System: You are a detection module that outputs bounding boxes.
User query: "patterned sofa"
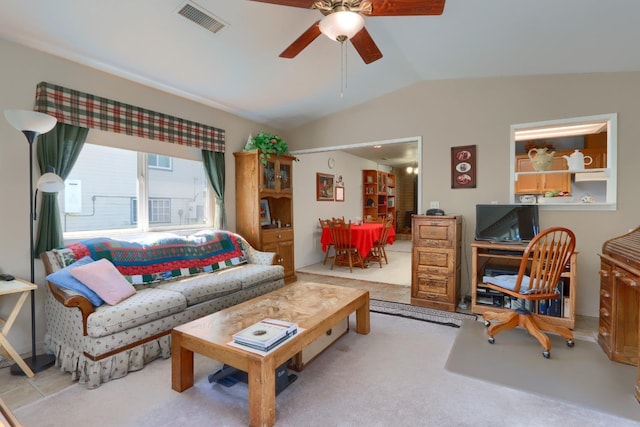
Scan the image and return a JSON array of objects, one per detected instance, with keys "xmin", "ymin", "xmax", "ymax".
[{"xmin": 41, "ymin": 230, "xmax": 284, "ymax": 389}]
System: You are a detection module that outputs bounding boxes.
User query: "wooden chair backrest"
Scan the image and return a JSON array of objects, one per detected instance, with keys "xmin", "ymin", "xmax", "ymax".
[
  {"xmin": 514, "ymin": 227, "xmax": 576, "ymax": 297},
  {"xmin": 328, "ymin": 220, "xmax": 353, "ymax": 251},
  {"xmin": 319, "ymin": 218, "xmax": 331, "ymax": 228},
  {"xmin": 377, "ymin": 218, "xmax": 393, "ymax": 246},
  {"xmin": 331, "ymin": 216, "xmax": 346, "ymax": 225}
]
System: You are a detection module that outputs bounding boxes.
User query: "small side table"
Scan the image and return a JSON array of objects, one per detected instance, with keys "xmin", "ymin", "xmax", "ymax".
[{"xmin": 0, "ymin": 278, "xmax": 37, "ymax": 378}]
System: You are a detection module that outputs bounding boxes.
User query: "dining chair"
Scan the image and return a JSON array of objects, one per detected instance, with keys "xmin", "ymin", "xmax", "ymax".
[
  {"xmin": 482, "ymin": 227, "xmax": 576, "ymax": 358},
  {"xmin": 366, "ymin": 217, "xmax": 393, "ymax": 267},
  {"xmin": 319, "ymin": 218, "xmax": 334, "ymax": 265},
  {"xmin": 328, "ymin": 220, "xmax": 364, "ymax": 272}
]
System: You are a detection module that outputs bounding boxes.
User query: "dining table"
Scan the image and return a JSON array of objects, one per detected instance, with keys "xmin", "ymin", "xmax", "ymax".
[{"xmin": 321, "ymin": 222, "xmax": 396, "ymax": 260}]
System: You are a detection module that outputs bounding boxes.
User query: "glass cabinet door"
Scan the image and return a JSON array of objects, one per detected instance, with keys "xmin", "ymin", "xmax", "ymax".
[
  {"xmin": 261, "ymin": 159, "xmax": 276, "ymax": 191},
  {"xmin": 279, "ymin": 161, "xmax": 292, "ymax": 192}
]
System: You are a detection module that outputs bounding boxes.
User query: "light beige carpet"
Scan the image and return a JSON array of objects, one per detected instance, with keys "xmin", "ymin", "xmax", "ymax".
[
  {"xmin": 446, "ymin": 319, "xmax": 640, "ymax": 423},
  {"xmin": 297, "ymin": 246, "xmax": 411, "ymax": 286},
  {"xmin": 15, "ymin": 314, "xmax": 637, "ymax": 426}
]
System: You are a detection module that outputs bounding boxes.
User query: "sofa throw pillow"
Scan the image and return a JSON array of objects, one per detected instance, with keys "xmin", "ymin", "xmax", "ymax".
[
  {"xmin": 46, "ymin": 256, "xmax": 104, "ymax": 306},
  {"xmin": 70, "ymin": 258, "xmax": 137, "ymax": 305}
]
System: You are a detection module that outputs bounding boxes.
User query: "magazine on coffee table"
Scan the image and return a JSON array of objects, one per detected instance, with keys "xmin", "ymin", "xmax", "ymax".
[{"xmin": 233, "ymin": 318, "xmax": 298, "ymax": 351}]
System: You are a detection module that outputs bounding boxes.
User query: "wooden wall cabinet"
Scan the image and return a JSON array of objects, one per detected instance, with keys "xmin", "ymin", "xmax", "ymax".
[
  {"xmin": 581, "ymin": 147, "xmax": 607, "ymax": 169},
  {"xmin": 362, "ymin": 170, "xmax": 396, "ymax": 226},
  {"xmin": 411, "ymin": 215, "xmax": 462, "ymax": 312},
  {"xmin": 234, "ymin": 151, "xmax": 296, "ymax": 282},
  {"xmin": 514, "ymin": 154, "xmax": 571, "ymax": 194},
  {"xmin": 515, "ymin": 148, "xmax": 608, "ymax": 195},
  {"xmin": 471, "ymin": 240, "xmax": 576, "ymax": 329}
]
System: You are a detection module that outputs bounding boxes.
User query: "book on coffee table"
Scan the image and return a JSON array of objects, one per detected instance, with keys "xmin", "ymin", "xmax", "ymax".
[{"xmin": 233, "ymin": 318, "xmax": 298, "ymax": 351}]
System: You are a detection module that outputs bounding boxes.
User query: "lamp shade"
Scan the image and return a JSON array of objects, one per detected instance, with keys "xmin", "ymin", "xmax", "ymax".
[
  {"xmin": 37, "ymin": 172, "xmax": 65, "ymax": 193},
  {"xmin": 4, "ymin": 110, "xmax": 57, "ymax": 134},
  {"xmin": 319, "ymin": 11, "xmax": 365, "ymax": 41}
]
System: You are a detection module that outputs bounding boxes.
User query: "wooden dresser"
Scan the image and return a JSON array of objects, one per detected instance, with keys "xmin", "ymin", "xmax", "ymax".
[
  {"xmin": 598, "ymin": 226, "xmax": 640, "ymax": 402},
  {"xmin": 411, "ymin": 215, "xmax": 462, "ymax": 312}
]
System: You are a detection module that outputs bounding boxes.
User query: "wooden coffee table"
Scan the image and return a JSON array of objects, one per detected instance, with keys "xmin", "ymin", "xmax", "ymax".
[{"xmin": 171, "ymin": 282, "xmax": 370, "ymax": 427}]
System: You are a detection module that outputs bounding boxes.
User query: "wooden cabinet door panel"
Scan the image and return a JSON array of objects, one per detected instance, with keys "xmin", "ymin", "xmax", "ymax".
[
  {"xmin": 515, "ymin": 156, "xmax": 540, "ymax": 194},
  {"xmin": 515, "ymin": 155, "xmax": 570, "ymax": 194}
]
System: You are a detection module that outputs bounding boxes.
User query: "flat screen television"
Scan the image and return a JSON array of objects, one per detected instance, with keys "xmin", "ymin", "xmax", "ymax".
[{"xmin": 475, "ymin": 204, "xmax": 540, "ymax": 243}]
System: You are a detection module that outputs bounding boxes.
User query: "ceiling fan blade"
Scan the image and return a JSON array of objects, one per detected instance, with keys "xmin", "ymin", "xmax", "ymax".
[
  {"xmin": 350, "ymin": 27, "xmax": 383, "ymax": 64},
  {"xmin": 279, "ymin": 21, "xmax": 322, "ymax": 59},
  {"xmin": 248, "ymin": 0, "xmax": 315, "ymax": 8},
  {"xmin": 368, "ymin": 0, "xmax": 446, "ymax": 16}
]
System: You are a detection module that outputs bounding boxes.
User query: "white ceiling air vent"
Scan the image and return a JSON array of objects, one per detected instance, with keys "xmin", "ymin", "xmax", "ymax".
[{"xmin": 177, "ymin": 2, "xmax": 227, "ymax": 34}]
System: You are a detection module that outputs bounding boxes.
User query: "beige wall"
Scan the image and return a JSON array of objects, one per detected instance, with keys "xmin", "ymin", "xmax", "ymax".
[
  {"xmin": 288, "ymin": 72, "xmax": 640, "ymax": 318},
  {"xmin": 0, "ymin": 39, "xmax": 279, "ymax": 354},
  {"xmin": 2, "ymin": 37, "xmax": 638, "ymax": 355}
]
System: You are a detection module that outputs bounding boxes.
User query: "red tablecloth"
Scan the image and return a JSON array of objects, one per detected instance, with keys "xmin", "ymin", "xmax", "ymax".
[{"xmin": 321, "ymin": 223, "xmax": 396, "ymax": 257}]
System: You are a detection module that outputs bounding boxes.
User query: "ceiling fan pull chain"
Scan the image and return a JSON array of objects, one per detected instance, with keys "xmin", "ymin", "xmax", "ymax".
[{"xmin": 340, "ymin": 40, "xmax": 345, "ymax": 98}]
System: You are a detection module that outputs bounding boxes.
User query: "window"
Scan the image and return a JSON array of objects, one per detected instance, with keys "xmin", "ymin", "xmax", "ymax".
[
  {"xmin": 148, "ymin": 154, "xmax": 172, "ymax": 170},
  {"xmin": 61, "ymin": 143, "xmax": 212, "ymax": 237},
  {"xmin": 131, "ymin": 198, "xmax": 172, "ymax": 224},
  {"xmin": 148, "ymin": 198, "xmax": 172, "ymax": 223}
]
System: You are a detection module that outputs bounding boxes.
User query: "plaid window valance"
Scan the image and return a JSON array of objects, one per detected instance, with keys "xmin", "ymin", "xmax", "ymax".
[{"xmin": 34, "ymin": 82, "xmax": 224, "ymax": 152}]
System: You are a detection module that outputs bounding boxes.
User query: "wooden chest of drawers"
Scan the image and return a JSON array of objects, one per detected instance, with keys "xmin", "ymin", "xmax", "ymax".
[{"xmin": 411, "ymin": 215, "xmax": 462, "ymax": 312}]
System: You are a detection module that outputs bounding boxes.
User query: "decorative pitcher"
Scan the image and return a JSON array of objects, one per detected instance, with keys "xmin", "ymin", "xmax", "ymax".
[
  {"xmin": 562, "ymin": 149, "xmax": 593, "ymax": 171},
  {"xmin": 528, "ymin": 148, "xmax": 555, "ymax": 171}
]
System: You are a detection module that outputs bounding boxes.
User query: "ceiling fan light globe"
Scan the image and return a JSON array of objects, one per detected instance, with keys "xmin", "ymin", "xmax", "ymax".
[{"xmin": 319, "ymin": 11, "xmax": 364, "ymax": 41}]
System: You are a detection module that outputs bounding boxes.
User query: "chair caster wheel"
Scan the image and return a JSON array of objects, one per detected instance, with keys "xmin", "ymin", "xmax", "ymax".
[
  {"xmin": 488, "ymin": 337, "xmax": 495, "ymax": 344},
  {"xmin": 567, "ymin": 339, "xmax": 575, "ymax": 347},
  {"xmin": 543, "ymin": 350, "xmax": 550, "ymax": 358},
  {"xmin": 484, "ymin": 320, "xmax": 491, "ymax": 327}
]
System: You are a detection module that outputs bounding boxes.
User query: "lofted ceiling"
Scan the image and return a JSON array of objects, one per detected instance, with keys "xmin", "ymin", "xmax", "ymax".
[{"xmin": 2, "ymin": 1, "xmax": 640, "ymax": 137}]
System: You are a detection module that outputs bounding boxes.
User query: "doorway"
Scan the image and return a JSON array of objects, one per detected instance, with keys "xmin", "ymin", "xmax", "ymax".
[{"xmin": 292, "ymin": 136, "xmax": 421, "ymax": 304}]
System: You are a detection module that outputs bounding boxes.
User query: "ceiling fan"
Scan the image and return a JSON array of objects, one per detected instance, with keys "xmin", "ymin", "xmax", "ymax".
[{"xmin": 249, "ymin": 1, "xmax": 446, "ymax": 64}]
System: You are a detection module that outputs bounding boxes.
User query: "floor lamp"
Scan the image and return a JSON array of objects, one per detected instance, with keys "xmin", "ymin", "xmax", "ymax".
[{"xmin": 4, "ymin": 109, "xmax": 62, "ymax": 375}]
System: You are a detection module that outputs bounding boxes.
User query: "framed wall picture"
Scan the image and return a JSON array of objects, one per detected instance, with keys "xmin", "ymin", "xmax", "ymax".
[
  {"xmin": 335, "ymin": 186, "xmax": 345, "ymax": 202},
  {"xmin": 259, "ymin": 198, "xmax": 271, "ymax": 226},
  {"xmin": 316, "ymin": 173, "xmax": 334, "ymax": 201},
  {"xmin": 451, "ymin": 145, "xmax": 477, "ymax": 189}
]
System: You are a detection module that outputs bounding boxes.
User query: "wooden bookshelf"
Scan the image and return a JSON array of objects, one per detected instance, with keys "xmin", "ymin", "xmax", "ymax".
[{"xmin": 362, "ymin": 170, "xmax": 396, "ymax": 226}]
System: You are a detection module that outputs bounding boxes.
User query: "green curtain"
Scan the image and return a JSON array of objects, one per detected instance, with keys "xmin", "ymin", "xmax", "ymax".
[
  {"xmin": 202, "ymin": 150, "xmax": 226, "ymax": 230},
  {"xmin": 34, "ymin": 124, "xmax": 89, "ymax": 255}
]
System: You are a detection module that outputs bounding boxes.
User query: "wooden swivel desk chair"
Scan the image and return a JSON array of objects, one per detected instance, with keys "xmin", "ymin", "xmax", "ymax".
[
  {"xmin": 482, "ymin": 227, "xmax": 576, "ymax": 358},
  {"xmin": 328, "ymin": 220, "xmax": 364, "ymax": 273}
]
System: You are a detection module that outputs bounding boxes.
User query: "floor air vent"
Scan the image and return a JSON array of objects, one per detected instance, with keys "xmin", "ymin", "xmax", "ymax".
[{"xmin": 178, "ymin": 2, "xmax": 226, "ymax": 34}]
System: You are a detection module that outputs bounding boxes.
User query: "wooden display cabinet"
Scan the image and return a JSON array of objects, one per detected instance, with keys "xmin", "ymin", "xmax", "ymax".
[
  {"xmin": 234, "ymin": 151, "xmax": 296, "ymax": 282},
  {"xmin": 471, "ymin": 240, "xmax": 576, "ymax": 329},
  {"xmin": 411, "ymin": 215, "xmax": 462, "ymax": 312}
]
